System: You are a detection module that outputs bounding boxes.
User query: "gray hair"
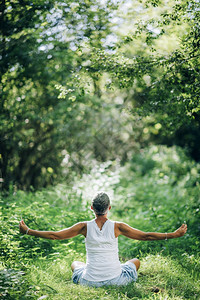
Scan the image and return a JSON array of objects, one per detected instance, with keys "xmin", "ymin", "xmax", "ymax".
[{"xmin": 92, "ymin": 192, "xmax": 110, "ymax": 215}]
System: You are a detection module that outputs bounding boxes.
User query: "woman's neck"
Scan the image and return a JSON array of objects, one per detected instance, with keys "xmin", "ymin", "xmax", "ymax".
[
  {"xmin": 95, "ymin": 214, "xmax": 108, "ymax": 230},
  {"xmin": 95, "ymin": 214, "xmax": 108, "ymax": 221}
]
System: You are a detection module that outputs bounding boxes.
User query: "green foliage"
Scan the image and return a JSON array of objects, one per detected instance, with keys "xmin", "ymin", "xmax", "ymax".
[
  {"xmin": 2, "ymin": 0, "xmax": 200, "ymax": 191},
  {"xmin": 0, "ymin": 145, "xmax": 200, "ymax": 299},
  {"xmin": 86, "ymin": 0, "xmax": 200, "ymax": 148},
  {"xmin": 0, "ymin": 268, "xmax": 27, "ymax": 300},
  {"xmin": 0, "ymin": 185, "xmax": 92, "ymax": 269},
  {"xmin": 1, "ymin": 0, "xmax": 70, "ymax": 189},
  {"xmin": 0, "ymin": 0, "xmax": 120, "ymax": 190},
  {"xmin": 112, "ymin": 145, "xmax": 200, "ymax": 259}
]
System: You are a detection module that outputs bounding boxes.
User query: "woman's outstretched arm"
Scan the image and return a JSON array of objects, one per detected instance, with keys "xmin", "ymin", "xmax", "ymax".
[
  {"xmin": 19, "ymin": 220, "xmax": 87, "ymax": 240},
  {"xmin": 115, "ymin": 222, "xmax": 187, "ymax": 240}
]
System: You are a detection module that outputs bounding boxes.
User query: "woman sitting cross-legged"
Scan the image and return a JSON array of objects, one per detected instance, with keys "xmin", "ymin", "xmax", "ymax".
[{"xmin": 19, "ymin": 192, "xmax": 187, "ymax": 287}]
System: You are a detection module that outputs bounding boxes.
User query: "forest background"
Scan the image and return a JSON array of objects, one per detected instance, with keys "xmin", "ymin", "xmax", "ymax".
[{"xmin": 0, "ymin": 0, "xmax": 200, "ymax": 299}]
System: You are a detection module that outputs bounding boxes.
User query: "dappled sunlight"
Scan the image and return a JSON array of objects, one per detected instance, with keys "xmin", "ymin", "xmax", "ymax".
[
  {"xmin": 1, "ymin": 0, "xmax": 200, "ymax": 298},
  {"xmin": 72, "ymin": 160, "xmax": 121, "ymax": 205}
]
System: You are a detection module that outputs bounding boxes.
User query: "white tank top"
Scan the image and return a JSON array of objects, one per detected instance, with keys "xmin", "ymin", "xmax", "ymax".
[{"xmin": 82, "ymin": 219, "xmax": 122, "ymax": 281}]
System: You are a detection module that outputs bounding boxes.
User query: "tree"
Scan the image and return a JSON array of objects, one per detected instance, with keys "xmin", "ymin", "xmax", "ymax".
[
  {"xmin": 0, "ymin": 0, "xmax": 122, "ymax": 189},
  {"xmin": 85, "ymin": 0, "xmax": 200, "ymax": 160}
]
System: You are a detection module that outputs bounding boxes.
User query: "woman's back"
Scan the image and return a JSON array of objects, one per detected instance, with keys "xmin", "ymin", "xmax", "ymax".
[{"xmin": 82, "ymin": 219, "xmax": 122, "ymax": 281}]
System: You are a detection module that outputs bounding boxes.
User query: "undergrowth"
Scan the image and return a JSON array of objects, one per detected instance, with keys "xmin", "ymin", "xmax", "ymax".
[{"xmin": 0, "ymin": 145, "xmax": 199, "ymax": 299}]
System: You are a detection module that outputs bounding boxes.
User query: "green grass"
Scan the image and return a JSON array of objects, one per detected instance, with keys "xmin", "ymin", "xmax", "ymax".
[
  {"xmin": 3, "ymin": 254, "xmax": 198, "ymax": 299},
  {"xmin": 0, "ymin": 145, "xmax": 200, "ymax": 299}
]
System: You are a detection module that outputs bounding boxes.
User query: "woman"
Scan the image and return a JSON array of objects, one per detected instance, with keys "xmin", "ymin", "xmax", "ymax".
[{"xmin": 19, "ymin": 192, "xmax": 187, "ymax": 287}]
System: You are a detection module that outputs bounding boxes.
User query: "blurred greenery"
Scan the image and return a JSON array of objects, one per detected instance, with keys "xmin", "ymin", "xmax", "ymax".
[
  {"xmin": 112, "ymin": 146, "xmax": 200, "ymax": 259},
  {"xmin": 0, "ymin": 0, "xmax": 121, "ymax": 189},
  {"xmin": 1, "ymin": 0, "xmax": 200, "ymax": 190}
]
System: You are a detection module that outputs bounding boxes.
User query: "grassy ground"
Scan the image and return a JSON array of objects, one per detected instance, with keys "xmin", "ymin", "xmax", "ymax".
[
  {"xmin": 0, "ymin": 146, "xmax": 200, "ymax": 299},
  {"xmin": 5, "ymin": 253, "xmax": 198, "ymax": 299}
]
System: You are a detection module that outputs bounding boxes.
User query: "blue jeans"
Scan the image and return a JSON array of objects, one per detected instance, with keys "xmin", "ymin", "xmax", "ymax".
[{"xmin": 72, "ymin": 262, "xmax": 138, "ymax": 287}]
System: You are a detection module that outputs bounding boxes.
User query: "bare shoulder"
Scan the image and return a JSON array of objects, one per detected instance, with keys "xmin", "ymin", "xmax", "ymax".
[
  {"xmin": 77, "ymin": 221, "xmax": 87, "ymax": 237},
  {"xmin": 114, "ymin": 221, "xmax": 126, "ymax": 237},
  {"xmin": 115, "ymin": 221, "xmax": 128, "ymax": 229},
  {"xmin": 115, "ymin": 221, "xmax": 146, "ymax": 240}
]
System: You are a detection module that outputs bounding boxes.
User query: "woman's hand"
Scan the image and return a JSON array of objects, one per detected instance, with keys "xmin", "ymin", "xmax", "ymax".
[
  {"xmin": 174, "ymin": 224, "xmax": 187, "ymax": 237},
  {"xmin": 19, "ymin": 220, "xmax": 86, "ymax": 239},
  {"xmin": 19, "ymin": 220, "xmax": 29, "ymax": 234}
]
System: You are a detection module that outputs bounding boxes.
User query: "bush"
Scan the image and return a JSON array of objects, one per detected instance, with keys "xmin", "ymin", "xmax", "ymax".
[
  {"xmin": 0, "ymin": 186, "xmax": 92, "ymax": 269},
  {"xmin": 112, "ymin": 145, "xmax": 200, "ymax": 257}
]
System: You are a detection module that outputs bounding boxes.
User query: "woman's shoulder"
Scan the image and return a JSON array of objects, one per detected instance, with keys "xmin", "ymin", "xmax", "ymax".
[
  {"xmin": 108, "ymin": 219, "xmax": 120, "ymax": 225},
  {"xmin": 84, "ymin": 219, "xmax": 95, "ymax": 228},
  {"xmin": 86, "ymin": 219, "xmax": 95, "ymax": 224}
]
